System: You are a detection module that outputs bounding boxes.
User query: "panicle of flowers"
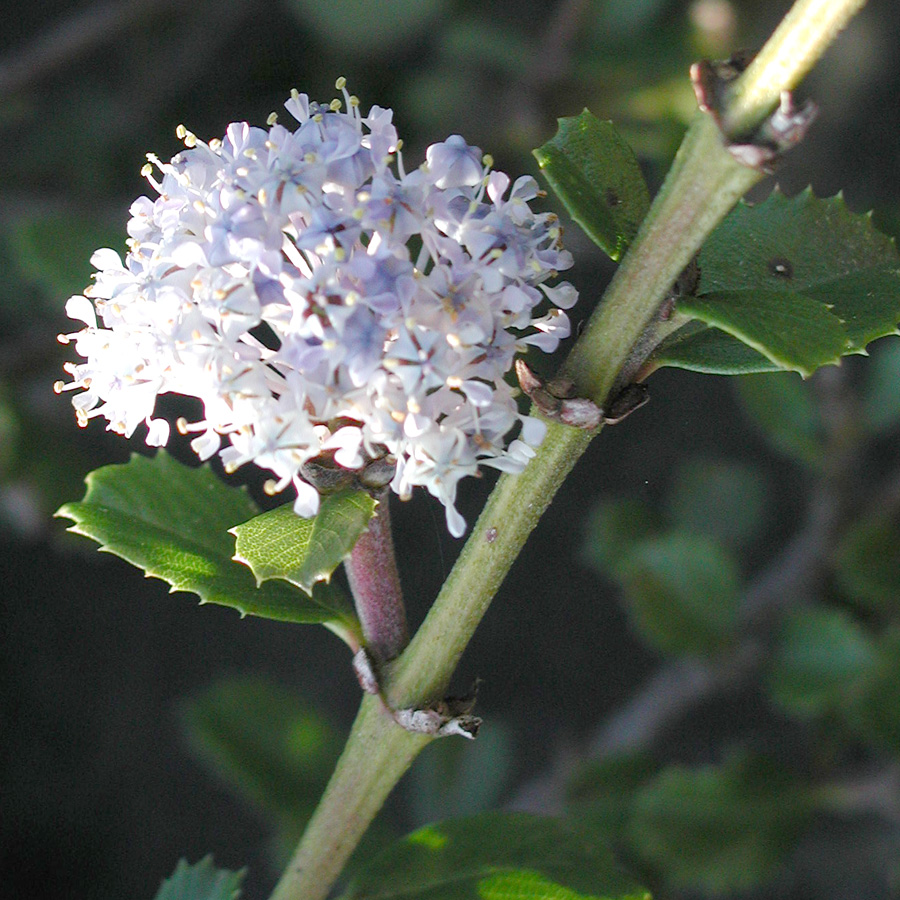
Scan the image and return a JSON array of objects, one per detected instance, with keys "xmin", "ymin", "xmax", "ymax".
[{"xmin": 56, "ymin": 79, "xmax": 578, "ymax": 536}]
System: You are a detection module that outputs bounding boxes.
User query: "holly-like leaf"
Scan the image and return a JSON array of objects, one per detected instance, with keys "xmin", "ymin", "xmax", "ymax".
[
  {"xmin": 766, "ymin": 608, "xmax": 878, "ymax": 718},
  {"xmin": 616, "ymin": 532, "xmax": 741, "ymax": 657},
  {"xmin": 651, "ymin": 322, "xmax": 781, "ymax": 375},
  {"xmin": 341, "ymin": 812, "xmax": 650, "ymax": 900},
  {"xmin": 534, "ymin": 109, "xmax": 650, "ymax": 261},
  {"xmin": 653, "ymin": 189, "xmax": 900, "ymax": 375},
  {"xmin": 232, "ymin": 490, "xmax": 377, "ymax": 594},
  {"xmin": 153, "ymin": 857, "xmax": 244, "ymax": 900},
  {"xmin": 677, "ymin": 289, "xmax": 847, "ymax": 376},
  {"xmin": 55, "ymin": 452, "xmax": 358, "ymax": 634},
  {"xmin": 628, "ymin": 755, "xmax": 814, "ymax": 894}
]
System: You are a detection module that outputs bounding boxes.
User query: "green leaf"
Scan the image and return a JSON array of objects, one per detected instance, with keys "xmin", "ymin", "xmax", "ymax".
[
  {"xmin": 766, "ymin": 608, "xmax": 878, "ymax": 718},
  {"xmin": 735, "ymin": 371, "xmax": 825, "ymax": 467},
  {"xmin": 862, "ymin": 337, "xmax": 900, "ymax": 433},
  {"xmin": 181, "ymin": 677, "xmax": 343, "ymax": 824},
  {"xmin": 843, "ymin": 628, "xmax": 900, "ymax": 755},
  {"xmin": 342, "ymin": 812, "xmax": 650, "ymax": 900},
  {"xmin": 835, "ymin": 514, "xmax": 900, "ymax": 610},
  {"xmin": 666, "ymin": 458, "xmax": 767, "ymax": 548},
  {"xmin": 651, "ymin": 322, "xmax": 782, "ymax": 375},
  {"xmin": 534, "ymin": 109, "xmax": 650, "ymax": 261},
  {"xmin": 566, "ymin": 753, "xmax": 661, "ymax": 840},
  {"xmin": 677, "ymin": 289, "xmax": 847, "ymax": 376},
  {"xmin": 55, "ymin": 452, "xmax": 358, "ymax": 632},
  {"xmin": 616, "ymin": 532, "xmax": 741, "ymax": 657},
  {"xmin": 655, "ymin": 189, "xmax": 900, "ymax": 375},
  {"xmin": 179, "ymin": 676, "xmax": 400, "ymax": 879},
  {"xmin": 153, "ymin": 857, "xmax": 244, "ymax": 900},
  {"xmin": 581, "ymin": 498, "xmax": 660, "ymax": 576},
  {"xmin": 628, "ymin": 755, "xmax": 814, "ymax": 894},
  {"xmin": 232, "ymin": 490, "xmax": 377, "ymax": 594}
]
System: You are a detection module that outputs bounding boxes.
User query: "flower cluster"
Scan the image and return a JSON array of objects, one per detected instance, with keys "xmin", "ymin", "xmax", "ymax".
[{"xmin": 58, "ymin": 80, "xmax": 577, "ymax": 536}]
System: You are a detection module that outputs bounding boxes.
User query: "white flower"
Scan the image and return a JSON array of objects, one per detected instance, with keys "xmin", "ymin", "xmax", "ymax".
[{"xmin": 57, "ymin": 79, "xmax": 578, "ymax": 537}]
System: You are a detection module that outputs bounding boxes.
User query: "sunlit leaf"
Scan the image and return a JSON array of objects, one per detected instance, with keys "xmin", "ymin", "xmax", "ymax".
[
  {"xmin": 232, "ymin": 490, "xmax": 377, "ymax": 594},
  {"xmin": 55, "ymin": 452, "xmax": 358, "ymax": 633}
]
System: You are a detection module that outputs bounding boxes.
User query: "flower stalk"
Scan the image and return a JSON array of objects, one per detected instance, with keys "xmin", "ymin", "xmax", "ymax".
[
  {"xmin": 344, "ymin": 491, "xmax": 409, "ymax": 663},
  {"xmin": 271, "ymin": 2, "xmax": 870, "ymax": 898}
]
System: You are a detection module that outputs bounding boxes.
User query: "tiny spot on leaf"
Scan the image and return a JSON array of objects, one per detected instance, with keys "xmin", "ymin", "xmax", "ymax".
[
  {"xmin": 767, "ymin": 256, "xmax": 794, "ymax": 279},
  {"xmin": 605, "ymin": 187, "xmax": 621, "ymax": 208}
]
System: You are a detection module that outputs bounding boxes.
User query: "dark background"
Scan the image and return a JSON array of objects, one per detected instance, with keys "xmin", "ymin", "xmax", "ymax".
[{"xmin": 2, "ymin": 1, "xmax": 900, "ymax": 898}]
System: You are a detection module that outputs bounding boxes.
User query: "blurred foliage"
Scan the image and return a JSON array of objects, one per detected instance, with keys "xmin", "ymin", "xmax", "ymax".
[
  {"xmin": 572, "ymin": 334, "xmax": 900, "ymax": 897},
  {"xmin": 626, "ymin": 754, "xmax": 816, "ymax": 894},
  {"xmin": 153, "ymin": 857, "xmax": 245, "ymax": 900},
  {"xmin": 341, "ymin": 812, "xmax": 650, "ymax": 900},
  {"xmin": 615, "ymin": 531, "xmax": 741, "ymax": 657},
  {"xmin": 179, "ymin": 677, "xmax": 395, "ymax": 876}
]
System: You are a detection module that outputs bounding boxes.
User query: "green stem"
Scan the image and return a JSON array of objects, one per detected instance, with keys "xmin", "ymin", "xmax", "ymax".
[
  {"xmin": 269, "ymin": 2, "xmax": 868, "ymax": 897},
  {"xmin": 388, "ymin": 423, "xmax": 595, "ymax": 707},
  {"xmin": 560, "ymin": 113, "xmax": 760, "ymax": 405},
  {"xmin": 268, "ymin": 424, "xmax": 593, "ymax": 900},
  {"xmin": 269, "ymin": 694, "xmax": 430, "ymax": 900},
  {"xmin": 723, "ymin": 0, "xmax": 868, "ymax": 138}
]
